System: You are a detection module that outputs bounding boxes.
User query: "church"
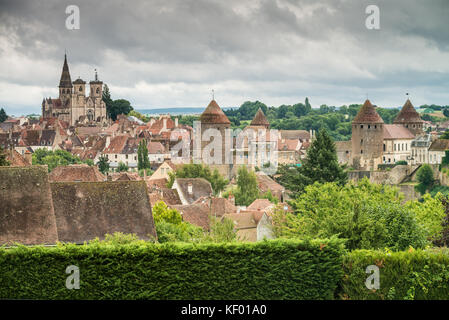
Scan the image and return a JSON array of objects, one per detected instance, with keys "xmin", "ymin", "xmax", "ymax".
[{"xmin": 41, "ymin": 54, "xmax": 108, "ymax": 126}]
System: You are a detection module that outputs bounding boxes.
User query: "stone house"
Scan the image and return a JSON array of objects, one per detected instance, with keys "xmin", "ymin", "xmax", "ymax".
[{"xmin": 171, "ymin": 178, "xmax": 213, "ymax": 205}]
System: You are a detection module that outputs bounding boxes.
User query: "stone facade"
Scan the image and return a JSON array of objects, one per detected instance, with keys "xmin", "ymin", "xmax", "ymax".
[{"xmin": 42, "ymin": 54, "xmax": 108, "ymax": 126}]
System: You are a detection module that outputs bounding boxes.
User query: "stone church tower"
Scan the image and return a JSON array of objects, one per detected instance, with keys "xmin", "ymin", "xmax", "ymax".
[
  {"xmin": 393, "ymin": 99, "xmax": 424, "ymax": 136},
  {"xmin": 42, "ymin": 54, "xmax": 108, "ymax": 126},
  {"xmin": 351, "ymin": 100, "xmax": 384, "ymax": 170}
]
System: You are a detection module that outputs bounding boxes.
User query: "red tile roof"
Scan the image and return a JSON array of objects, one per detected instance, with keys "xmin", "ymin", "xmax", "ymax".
[
  {"xmin": 200, "ymin": 100, "xmax": 231, "ymax": 125},
  {"xmin": 383, "ymin": 124, "xmax": 414, "ymax": 140},
  {"xmin": 250, "ymin": 108, "xmax": 270, "ymax": 127},
  {"xmin": 394, "ymin": 99, "xmax": 423, "ymax": 124},
  {"xmin": 352, "ymin": 100, "xmax": 384, "ymax": 124}
]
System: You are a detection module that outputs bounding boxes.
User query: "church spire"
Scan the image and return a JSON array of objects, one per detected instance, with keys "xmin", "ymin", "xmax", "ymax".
[{"xmin": 59, "ymin": 53, "xmax": 73, "ymax": 89}]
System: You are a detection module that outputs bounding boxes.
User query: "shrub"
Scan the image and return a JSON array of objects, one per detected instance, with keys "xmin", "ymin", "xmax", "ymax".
[
  {"xmin": 0, "ymin": 238, "xmax": 345, "ymax": 300},
  {"xmin": 340, "ymin": 248, "xmax": 449, "ymax": 300}
]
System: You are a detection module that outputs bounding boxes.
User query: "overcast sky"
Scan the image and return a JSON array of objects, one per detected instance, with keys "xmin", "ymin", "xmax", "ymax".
[{"xmin": 1, "ymin": 0, "xmax": 449, "ymax": 115}]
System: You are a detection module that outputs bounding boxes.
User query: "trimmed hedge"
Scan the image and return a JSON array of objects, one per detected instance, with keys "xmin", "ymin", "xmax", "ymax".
[
  {"xmin": 339, "ymin": 249, "xmax": 449, "ymax": 300},
  {"xmin": 0, "ymin": 239, "xmax": 344, "ymax": 300}
]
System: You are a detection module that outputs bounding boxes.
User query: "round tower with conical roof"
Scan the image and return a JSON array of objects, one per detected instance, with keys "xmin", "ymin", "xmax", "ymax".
[
  {"xmin": 199, "ymin": 99, "xmax": 231, "ymax": 177},
  {"xmin": 351, "ymin": 100, "xmax": 384, "ymax": 170},
  {"xmin": 250, "ymin": 108, "xmax": 270, "ymax": 129},
  {"xmin": 393, "ymin": 99, "xmax": 424, "ymax": 136}
]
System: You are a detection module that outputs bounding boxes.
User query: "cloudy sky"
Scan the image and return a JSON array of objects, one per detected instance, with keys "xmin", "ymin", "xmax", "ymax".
[{"xmin": 1, "ymin": 0, "xmax": 449, "ymax": 115}]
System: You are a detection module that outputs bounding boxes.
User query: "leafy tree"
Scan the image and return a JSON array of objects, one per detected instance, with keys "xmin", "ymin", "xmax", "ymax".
[
  {"xmin": 0, "ymin": 108, "xmax": 7, "ymax": 123},
  {"xmin": 167, "ymin": 163, "xmax": 228, "ymax": 196},
  {"xmin": 128, "ymin": 110, "xmax": 150, "ymax": 122},
  {"xmin": 0, "ymin": 147, "xmax": 10, "ymax": 166},
  {"xmin": 97, "ymin": 155, "xmax": 110, "ymax": 174},
  {"xmin": 138, "ymin": 168, "xmax": 153, "ymax": 177},
  {"xmin": 272, "ymin": 179, "xmax": 427, "ymax": 251},
  {"xmin": 117, "ymin": 161, "xmax": 129, "ymax": 172},
  {"xmin": 102, "ymin": 84, "xmax": 113, "ymax": 115},
  {"xmin": 440, "ymin": 131, "xmax": 449, "ymax": 139},
  {"xmin": 276, "ymin": 129, "xmax": 347, "ymax": 197},
  {"xmin": 152, "ymin": 201, "xmax": 204, "ymax": 243},
  {"xmin": 234, "ymin": 165, "xmax": 259, "ymax": 206},
  {"xmin": 404, "ymin": 193, "xmax": 446, "ymax": 242},
  {"xmin": 443, "ymin": 108, "xmax": 449, "ymax": 118},
  {"xmin": 32, "ymin": 149, "xmax": 90, "ymax": 172},
  {"xmin": 261, "ymin": 189, "xmax": 278, "ymax": 204},
  {"xmin": 152, "ymin": 201, "xmax": 183, "ymax": 224},
  {"xmin": 205, "ymin": 216, "xmax": 237, "ymax": 242},
  {"xmin": 137, "ymin": 139, "xmax": 150, "ymax": 170},
  {"xmin": 415, "ymin": 164, "xmax": 435, "ymax": 195}
]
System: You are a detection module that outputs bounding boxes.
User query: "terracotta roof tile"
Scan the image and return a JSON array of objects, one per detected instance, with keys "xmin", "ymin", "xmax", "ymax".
[
  {"xmin": 394, "ymin": 99, "xmax": 423, "ymax": 124},
  {"xmin": 383, "ymin": 124, "xmax": 415, "ymax": 140},
  {"xmin": 250, "ymin": 108, "xmax": 270, "ymax": 127}
]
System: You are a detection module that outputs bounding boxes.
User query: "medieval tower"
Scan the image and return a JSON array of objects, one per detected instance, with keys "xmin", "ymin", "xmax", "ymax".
[
  {"xmin": 198, "ymin": 99, "xmax": 232, "ymax": 178},
  {"xmin": 351, "ymin": 100, "xmax": 384, "ymax": 170},
  {"xmin": 393, "ymin": 99, "xmax": 424, "ymax": 136}
]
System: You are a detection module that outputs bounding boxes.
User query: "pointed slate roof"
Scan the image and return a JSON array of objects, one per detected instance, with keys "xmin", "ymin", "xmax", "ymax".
[
  {"xmin": 352, "ymin": 100, "xmax": 384, "ymax": 124},
  {"xmin": 59, "ymin": 54, "xmax": 72, "ymax": 88},
  {"xmin": 200, "ymin": 100, "xmax": 231, "ymax": 125},
  {"xmin": 250, "ymin": 108, "xmax": 270, "ymax": 127},
  {"xmin": 394, "ymin": 99, "xmax": 423, "ymax": 124}
]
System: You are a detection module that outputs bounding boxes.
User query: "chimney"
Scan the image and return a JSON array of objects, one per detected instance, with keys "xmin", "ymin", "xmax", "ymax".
[
  {"xmin": 162, "ymin": 117, "xmax": 167, "ymax": 131},
  {"xmin": 228, "ymin": 194, "xmax": 235, "ymax": 205},
  {"xmin": 175, "ymin": 117, "xmax": 178, "ymax": 127},
  {"xmin": 24, "ymin": 150, "xmax": 32, "ymax": 165},
  {"xmin": 187, "ymin": 182, "xmax": 193, "ymax": 195},
  {"xmin": 105, "ymin": 136, "xmax": 111, "ymax": 148}
]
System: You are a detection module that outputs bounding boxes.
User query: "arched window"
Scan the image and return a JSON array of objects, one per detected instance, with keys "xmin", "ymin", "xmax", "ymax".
[
  {"xmin": 79, "ymin": 86, "xmax": 82, "ymax": 92},
  {"xmin": 96, "ymin": 87, "xmax": 100, "ymax": 94}
]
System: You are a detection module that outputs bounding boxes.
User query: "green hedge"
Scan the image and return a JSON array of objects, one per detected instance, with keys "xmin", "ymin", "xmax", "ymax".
[
  {"xmin": 339, "ymin": 249, "xmax": 449, "ymax": 300},
  {"xmin": 0, "ymin": 239, "xmax": 344, "ymax": 300}
]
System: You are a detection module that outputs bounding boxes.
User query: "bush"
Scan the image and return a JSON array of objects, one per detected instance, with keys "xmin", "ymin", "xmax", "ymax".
[
  {"xmin": 0, "ymin": 238, "xmax": 345, "ymax": 300},
  {"xmin": 340, "ymin": 248, "xmax": 449, "ymax": 300}
]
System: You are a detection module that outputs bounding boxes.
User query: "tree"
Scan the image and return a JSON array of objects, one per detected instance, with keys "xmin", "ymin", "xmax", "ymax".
[
  {"xmin": 167, "ymin": 163, "xmax": 228, "ymax": 196},
  {"xmin": 97, "ymin": 155, "xmax": 110, "ymax": 174},
  {"xmin": 0, "ymin": 147, "xmax": 10, "ymax": 166},
  {"xmin": 444, "ymin": 108, "xmax": 449, "ymax": 118},
  {"xmin": 440, "ymin": 131, "xmax": 449, "ymax": 139},
  {"xmin": 404, "ymin": 193, "xmax": 445, "ymax": 243},
  {"xmin": 102, "ymin": 84, "xmax": 114, "ymax": 116},
  {"xmin": 0, "ymin": 108, "xmax": 7, "ymax": 123},
  {"xmin": 272, "ymin": 179, "xmax": 427, "ymax": 251},
  {"xmin": 415, "ymin": 164, "xmax": 434, "ymax": 195},
  {"xmin": 32, "ymin": 149, "xmax": 90, "ymax": 172},
  {"xmin": 234, "ymin": 165, "xmax": 259, "ymax": 206},
  {"xmin": 117, "ymin": 161, "xmax": 129, "ymax": 172},
  {"xmin": 276, "ymin": 129, "xmax": 347, "ymax": 197},
  {"xmin": 152, "ymin": 201, "xmax": 182, "ymax": 225},
  {"xmin": 137, "ymin": 139, "xmax": 150, "ymax": 170}
]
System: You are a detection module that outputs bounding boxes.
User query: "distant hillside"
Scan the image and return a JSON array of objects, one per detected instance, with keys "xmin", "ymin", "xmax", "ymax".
[{"xmin": 137, "ymin": 107, "xmax": 236, "ymax": 115}]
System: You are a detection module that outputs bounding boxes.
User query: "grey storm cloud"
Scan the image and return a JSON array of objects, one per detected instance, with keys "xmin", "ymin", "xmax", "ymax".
[{"xmin": 0, "ymin": 0, "xmax": 449, "ymax": 114}]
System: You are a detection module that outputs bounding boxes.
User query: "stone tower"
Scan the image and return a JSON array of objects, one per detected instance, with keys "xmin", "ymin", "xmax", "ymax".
[
  {"xmin": 58, "ymin": 54, "xmax": 73, "ymax": 102},
  {"xmin": 89, "ymin": 70, "xmax": 103, "ymax": 98},
  {"xmin": 393, "ymin": 99, "xmax": 424, "ymax": 136},
  {"xmin": 199, "ymin": 99, "xmax": 231, "ymax": 178},
  {"xmin": 351, "ymin": 100, "xmax": 384, "ymax": 170}
]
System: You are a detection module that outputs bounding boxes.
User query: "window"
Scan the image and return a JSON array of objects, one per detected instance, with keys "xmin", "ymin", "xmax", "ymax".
[
  {"xmin": 361, "ymin": 150, "xmax": 363, "ymax": 154},
  {"xmin": 361, "ymin": 125, "xmax": 364, "ymax": 129},
  {"xmin": 115, "ymin": 155, "xmax": 117, "ymax": 159},
  {"xmin": 361, "ymin": 139, "xmax": 363, "ymax": 144},
  {"xmin": 368, "ymin": 125, "xmax": 371, "ymax": 129},
  {"xmin": 96, "ymin": 87, "xmax": 100, "ymax": 94},
  {"xmin": 383, "ymin": 144, "xmax": 386, "ymax": 151}
]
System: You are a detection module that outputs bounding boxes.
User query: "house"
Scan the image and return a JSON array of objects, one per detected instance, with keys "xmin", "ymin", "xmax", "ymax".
[
  {"xmin": 335, "ymin": 141, "xmax": 352, "ymax": 165},
  {"xmin": 149, "ymin": 188, "xmax": 182, "ymax": 206},
  {"xmin": 277, "ymin": 138, "xmax": 301, "ymax": 165},
  {"xmin": 149, "ymin": 160, "xmax": 177, "ymax": 181},
  {"xmin": 255, "ymin": 171, "xmax": 285, "ymax": 201},
  {"xmin": 223, "ymin": 210, "xmax": 274, "ymax": 242},
  {"xmin": 171, "ymin": 178, "xmax": 213, "ymax": 205},
  {"xmin": 382, "ymin": 124, "xmax": 415, "ymax": 164},
  {"xmin": 247, "ymin": 198, "xmax": 274, "ymax": 213},
  {"xmin": 428, "ymin": 139, "xmax": 449, "ymax": 164},
  {"xmin": 49, "ymin": 164, "xmax": 105, "ymax": 182},
  {"xmin": 193, "ymin": 196, "xmax": 237, "ymax": 218},
  {"xmin": 410, "ymin": 134, "xmax": 433, "ymax": 165},
  {"xmin": 170, "ymin": 203, "xmax": 211, "ymax": 230}
]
